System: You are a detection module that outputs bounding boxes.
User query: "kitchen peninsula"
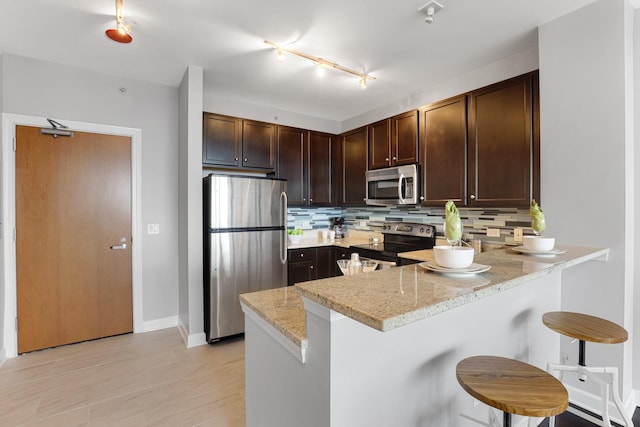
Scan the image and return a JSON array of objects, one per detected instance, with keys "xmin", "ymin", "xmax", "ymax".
[{"xmin": 240, "ymin": 246, "xmax": 608, "ymax": 427}]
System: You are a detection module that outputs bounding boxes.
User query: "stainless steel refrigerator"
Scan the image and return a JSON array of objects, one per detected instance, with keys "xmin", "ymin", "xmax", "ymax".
[{"xmin": 203, "ymin": 174, "xmax": 288, "ymax": 342}]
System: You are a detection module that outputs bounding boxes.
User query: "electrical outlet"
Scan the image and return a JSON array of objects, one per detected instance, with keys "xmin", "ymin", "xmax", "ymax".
[
  {"xmin": 486, "ymin": 228, "xmax": 500, "ymax": 237},
  {"xmin": 302, "ymin": 221, "xmax": 311, "ymax": 228},
  {"xmin": 514, "ymin": 227, "xmax": 523, "ymax": 242},
  {"xmin": 147, "ymin": 224, "xmax": 160, "ymax": 235},
  {"xmin": 359, "ymin": 220, "xmax": 367, "ymax": 227}
]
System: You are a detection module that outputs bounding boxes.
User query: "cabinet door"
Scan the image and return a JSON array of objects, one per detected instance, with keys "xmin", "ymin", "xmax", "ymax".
[
  {"xmin": 420, "ymin": 96, "xmax": 467, "ymax": 206},
  {"xmin": 334, "ymin": 248, "xmax": 350, "ymax": 276},
  {"xmin": 287, "ymin": 262, "xmax": 316, "ymax": 285},
  {"xmin": 367, "ymin": 119, "xmax": 391, "ymax": 170},
  {"xmin": 308, "ymin": 132, "xmax": 333, "ymax": 206},
  {"xmin": 468, "ymin": 74, "xmax": 535, "ymax": 207},
  {"xmin": 203, "ymin": 113, "xmax": 241, "ymax": 167},
  {"xmin": 392, "ymin": 110, "xmax": 419, "ymax": 166},
  {"xmin": 277, "ymin": 126, "xmax": 307, "ymax": 206},
  {"xmin": 340, "ymin": 127, "xmax": 368, "ymax": 206},
  {"xmin": 315, "ymin": 247, "xmax": 334, "ymax": 280},
  {"xmin": 287, "ymin": 248, "xmax": 317, "ymax": 285},
  {"xmin": 242, "ymin": 120, "xmax": 276, "ymax": 170}
]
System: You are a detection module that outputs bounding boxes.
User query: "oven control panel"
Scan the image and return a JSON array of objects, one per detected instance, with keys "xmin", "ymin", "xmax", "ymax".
[{"xmin": 381, "ymin": 222, "xmax": 435, "ymax": 238}]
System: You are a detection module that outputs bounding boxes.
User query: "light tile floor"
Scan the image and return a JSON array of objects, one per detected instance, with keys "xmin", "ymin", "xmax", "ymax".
[{"xmin": 0, "ymin": 328, "xmax": 245, "ymax": 427}]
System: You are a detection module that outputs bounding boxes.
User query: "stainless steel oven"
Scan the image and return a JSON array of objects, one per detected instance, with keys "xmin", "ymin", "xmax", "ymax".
[
  {"xmin": 365, "ymin": 164, "xmax": 419, "ymax": 206},
  {"xmin": 350, "ymin": 222, "xmax": 436, "ymax": 265}
]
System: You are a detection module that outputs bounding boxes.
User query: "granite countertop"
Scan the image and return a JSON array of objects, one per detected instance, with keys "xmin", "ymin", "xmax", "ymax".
[
  {"xmin": 286, "ymin": 234, "xmax": 372, "ymax": 250},
  {"xmin": 241, "ymin": 245, "xmax": 608, "ymax": 349},
  {"xmin": 240, "ymin": 286, "xmax": 308, "ymax": 348}
]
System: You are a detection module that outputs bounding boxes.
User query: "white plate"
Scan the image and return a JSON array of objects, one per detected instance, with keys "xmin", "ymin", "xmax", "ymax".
[
  {"xmin": 511, "ymin": 246, "xmax": 566, "ymax": 255},
  {"xmin": 419, "ymin": 261, "xmax": 491, "ymax": 275}
]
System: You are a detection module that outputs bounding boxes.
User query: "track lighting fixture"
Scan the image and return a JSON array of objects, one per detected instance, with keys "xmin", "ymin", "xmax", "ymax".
[
  {"xmin": 418, "ymin": 1, "xmax": 444, "ymax": 24},
  {"xmin": 106, "ymin": 0, "xmax": 133, "ymax": 43},
  {"xmin": 264, "ymin": 40, "xmax": 375, "ymax": 89}
]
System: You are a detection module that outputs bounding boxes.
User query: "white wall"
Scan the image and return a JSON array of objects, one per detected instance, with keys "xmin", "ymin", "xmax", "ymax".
[
  {"xmin": 539, "ymin": 0, "xmax": 636, "ymax": 412},
  {"xmin": 0, "ymin": 54, "xmax": 4, "ymax": 357},
  {"xmin": 0, "ymin": 54, "xmax": 180, "ymax": 326},
  {"xmin": 342, "ymin": 45, "xmax": 540, "ymax": 133},
  {"xmin": 634, "ymin": 5, "xmax": 640, "ymax": 395},
  {"xmin": 203, "ymin": 93, "xmax": 341, "ymax": 135},
  {"xmin": 177, "ymin": 67, "xmax": 206, "ymax": 347},
  {"xmin": 203, "ymin": 44, "xmax": 540, "ymax": 136}
]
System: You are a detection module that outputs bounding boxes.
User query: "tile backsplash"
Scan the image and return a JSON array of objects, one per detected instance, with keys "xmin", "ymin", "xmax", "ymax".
[{"xmin": 288, "ymin": 205, "xmax": 535, "ymax": 246}]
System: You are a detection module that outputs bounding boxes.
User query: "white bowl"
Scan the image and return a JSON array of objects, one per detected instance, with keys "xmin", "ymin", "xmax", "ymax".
[
  {"xmin": 288, "ymin": 234, "xmax": 302, "ymax": 245},
  {"xmin": 433, "ymin": 245, "xmax": 475, "ymax": 269},
  {"xmin": 522, "ymin": 236, "xmax": 555, "ymax": 251}
]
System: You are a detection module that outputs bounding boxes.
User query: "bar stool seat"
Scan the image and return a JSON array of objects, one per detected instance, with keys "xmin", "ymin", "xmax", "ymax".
[
  {"xmin": 456, "ymin": 355, "xmax": 568, "ymax": 426},
  {"xmin": 543, "ymin": 311, "xmax": 632, "ymax": 427}
]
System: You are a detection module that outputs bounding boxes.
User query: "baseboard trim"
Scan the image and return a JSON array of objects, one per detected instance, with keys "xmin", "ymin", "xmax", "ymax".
[
  {"xmin": 565, "ymin": 382, "xmax": 633, "ymax": 425},
  {"xmin": 566, "ymin": 402, "xmax": 631, "ymax": 427},
  {"xmin": 140, "ymin": 315, "xmax": 178, "ymax": 333},
  {"xmin": 177, "ymin": 323, "xmax": 207, "ymax": 348}
]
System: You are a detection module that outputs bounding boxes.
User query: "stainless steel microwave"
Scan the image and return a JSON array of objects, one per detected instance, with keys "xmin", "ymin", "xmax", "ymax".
[{"xmin": 365, "ymin": 164, "xmax": 419, "ymax": 206}]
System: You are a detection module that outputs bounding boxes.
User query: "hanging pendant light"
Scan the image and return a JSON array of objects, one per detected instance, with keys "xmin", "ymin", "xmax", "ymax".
[{"xmin": 106, "ymin": 0, "xmax": 132, "ymax": 43}]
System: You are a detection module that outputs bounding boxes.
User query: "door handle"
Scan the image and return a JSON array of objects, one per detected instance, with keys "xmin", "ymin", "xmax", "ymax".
[{"xmin": 110, "ymin": 237, "xmax": 128, "ymax": 250}]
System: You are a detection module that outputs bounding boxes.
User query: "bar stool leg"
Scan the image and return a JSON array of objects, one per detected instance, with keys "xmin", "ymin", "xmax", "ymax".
[
  {"xmin": 547, "ymin": 363, "xmax": 633, "ymax": 427},
  {"xmin": 503, "ymin": 412, "xmax": 511, "ymax": 427}
]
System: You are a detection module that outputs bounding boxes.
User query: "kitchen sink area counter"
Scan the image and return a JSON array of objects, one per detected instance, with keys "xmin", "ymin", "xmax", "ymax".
[
  {"xmin": 286, "ymin": 230, "xmax": 374, "ymax": 250},
  {"xmin": 242, "ymin": 245, "xmax": 610, "ymax": 427}
]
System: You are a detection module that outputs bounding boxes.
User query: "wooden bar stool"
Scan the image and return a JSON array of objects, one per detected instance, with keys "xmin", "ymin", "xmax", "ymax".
[
  {"xmin": 543, "ymin": 311, "xmax": 632, "ymax": 427},
  {"xmin": 456, "ymin": 355, "xmax": 568, "ymax": 427}
]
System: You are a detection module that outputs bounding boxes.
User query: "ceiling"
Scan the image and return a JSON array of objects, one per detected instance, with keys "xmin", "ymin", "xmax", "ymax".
[{"xmin": 0, "ymin": 0, "xmax": 602, "ymax": 122}]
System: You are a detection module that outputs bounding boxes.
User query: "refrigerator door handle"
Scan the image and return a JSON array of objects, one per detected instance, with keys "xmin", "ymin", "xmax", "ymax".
[{"xmin": 280, "ymin": 191, "xmax": 288, "ymax": 264}]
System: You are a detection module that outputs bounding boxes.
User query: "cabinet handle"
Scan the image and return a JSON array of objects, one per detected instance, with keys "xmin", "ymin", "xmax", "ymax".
[
  {"xmin": 420, "ymin": 196, "xmax": 425, "ymax": 201},
  {"xmin": 392, "ymin": 156, "xmax": 397, "ymax": 161},
  {"xmin": 310, "ymin": 265, "xmax": 314, "ymax": 270},
  {"xmin": 470, "ymin": 194, "xmax": 476, "ymax": 200},
  {"xmin": 244, "ymin": 158, "xmax": 248, "ymax": 162},
  {"xmin": 309, "ymin": 198, "xmax": 313, "ymax": 203},
  {"xmin": 300, "ymin": 253, "xmax": 304, "ymax": 258},
  {"xmin": 235, "ymin": 157, "xmax": 239, "ymax": 161},
  {"xmin": 303, "ymin": 198, "xmax": 306, "ymax": 202},
  {"xmin": 385, "ymin": 157, "xmax": 389, "ymax": 161}
]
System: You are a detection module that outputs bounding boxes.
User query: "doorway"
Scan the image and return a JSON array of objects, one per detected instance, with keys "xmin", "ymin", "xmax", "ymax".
[{"xmin": 2, "ymin": 114, "xmax": 143, "ymax": 358}]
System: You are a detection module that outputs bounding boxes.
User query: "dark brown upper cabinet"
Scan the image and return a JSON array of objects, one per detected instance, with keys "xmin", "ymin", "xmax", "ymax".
[
  {"xmin": 419, "ymin": 95, "xmax": 468, "ymax": 206},
  {"xmin": 307, "ymin": 132, "xmax": 334, "ymax": 206},
  {"xmin": 277, "ymin": 126, "xmax": 307, "ymax": 206},
  {"xmin": 277, "ymin": 128, "xmax": 335, "ymax": 207},
  {"xmin": 368, "ymin": 110, "xmax": 419, "ymax": 170},
  {"xmin": 467, "ymin": 72, "xmax": 539, "ymax": 207},
  {"xmin": 242, "ymin": 120, "xmax": 276, "ymax": 170},
  {"xmin": 203, "ymin": 113, "xmax": 242, "ymax": 167},
  {"xmin": 418, "ymin": 71, "xmax": 539, "ymax": 208},
  {"xmin": 203, "ymin": 113, "xmax": 276, "ymax": 170},
  {"xmin": 337, "ymin": 126, "xmax": 368, "ymax": 206}
]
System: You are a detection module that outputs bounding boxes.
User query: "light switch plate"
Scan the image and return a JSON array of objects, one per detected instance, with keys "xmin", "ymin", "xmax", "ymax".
[
  {"xmin": 486, "ymin": 228, "xmax": 500, "ymax": 237},
  {"xmin": 514, "ymin": 228, "xmax": 523, "ymax": 242},
  {"xmin": 148, "ymin": 224, "xmax": 160, "ymax": 235}
]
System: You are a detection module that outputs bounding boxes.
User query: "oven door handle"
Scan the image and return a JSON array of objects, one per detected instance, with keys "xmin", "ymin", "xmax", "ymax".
[{"xmin": 397, "ymin": 173, "xmax": 406, "ymax": 204}]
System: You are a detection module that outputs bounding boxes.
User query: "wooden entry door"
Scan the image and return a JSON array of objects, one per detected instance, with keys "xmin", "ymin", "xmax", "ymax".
[{"xmin": 15, "ymin": 125, "xmax": 133, "ymax": 353}]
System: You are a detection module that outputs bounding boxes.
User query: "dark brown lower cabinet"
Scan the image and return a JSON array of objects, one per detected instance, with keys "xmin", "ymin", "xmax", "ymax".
[
  {"xmin": 288, "ymin": 248, "xmax": 317, "ymax": 286},
  {"xmin": 287, "ymin": 246, "xmax": 351, "ymax": 285}
]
